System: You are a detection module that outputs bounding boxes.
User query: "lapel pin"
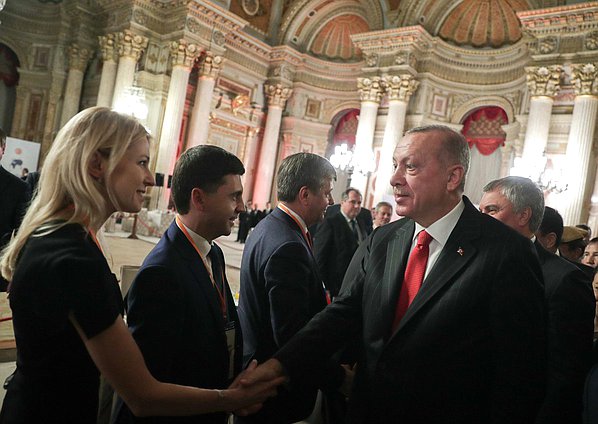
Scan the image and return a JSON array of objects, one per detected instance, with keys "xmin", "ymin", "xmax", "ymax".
[{"xmin": 457, "ymin": 247, "xmax": 464, "ymax": 256}]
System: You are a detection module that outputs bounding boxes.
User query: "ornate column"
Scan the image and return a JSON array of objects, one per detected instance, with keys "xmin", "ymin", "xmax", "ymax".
[
  {"xmin": 563, "ymin": 64, "xmax": 598, "ymax": 225},
  {"xmin": 186, "ymin": 52, "xmax": 224, "ymax": 148},
  {"xmin": 111, "ymin": 30, "xmax": 148, "ymax": 109},
  {"xmin": 241, "ymin": 127, "xmax": 261, "ymax": 200},
  {"xmin": 374, "ymin": 74, "xmax": 418, "ymax": 203},
  {"xmin": 60, "ymin": 44, "xmax": 91, "ymax": 127},
  {"xmin": 521, "ymin": 66, "xmax": 562, "ymax": 167},
  {"xmin": 252, "ymin": 83, "xmax": 292, "ymax": 206},
  {"xmin": 155, "ymin": 40, "xmax": 201, "ymax": 209},
  {"xmin": 96, "ymin": 34, "xmax": 118, "ymax": 107},
  {"xmin": 352, "ymin": 76, "xmax": 383, "ymax": 195}
]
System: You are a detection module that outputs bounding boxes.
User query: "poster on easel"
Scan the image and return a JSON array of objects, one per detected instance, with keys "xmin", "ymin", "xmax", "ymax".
[{"xmin": 0, "ymin": 137, "xmax": 41, "ymax": 178}]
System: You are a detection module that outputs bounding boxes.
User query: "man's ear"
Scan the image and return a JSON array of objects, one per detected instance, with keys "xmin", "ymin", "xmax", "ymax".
[
  {"xmin": 446, "ymin": 165, "xmax": 465, "ymax": 191},
  {"xmin": 545, "ymin": 232, "xmax": 558, "ymax": 250},
  {"xmin": 297, "ymin": 186, "xmax": 310, "ymax": 205},
  {"xmin": 190, "ymin": 187, "xmax": 207, "ymax": 211},
  {"xmin": 88, "ymin": 151, "xmax": 106, "ymax": 181},
  {"xmin": 518, "ymin": 206, "xmax": 533, "ymax": 228}
]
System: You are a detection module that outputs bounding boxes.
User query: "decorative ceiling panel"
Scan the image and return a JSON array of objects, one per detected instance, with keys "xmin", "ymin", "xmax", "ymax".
[{"xmin": 309, "ymin": 14, "xmax": 369, "ymax": 61}]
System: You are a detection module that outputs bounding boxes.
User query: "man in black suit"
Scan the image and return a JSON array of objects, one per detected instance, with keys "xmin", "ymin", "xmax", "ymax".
[
  {"xmin": 480, "ymin": 176, "xmax": 594, "ymax": 424},
  {"xmin": 236, "ymin": 153, "xmax": 345, "ymax": 423},
  {"xmin": 114, "ymin": 146, "xmax": 247, "ymax": 424},
  {"xmin": 314, "ymin": 188, "xmax": 369, "ymax": 299},
  {"xmin": 0, "ymin": 128, "xmax": 30, "ymax": 291},
  {"xmin": 240, "ymin": 125, "xmax": 547, "ymax": 424},
  {"xmin": 315, "ymin": 199, "xmax": 373, "ymax": 236}
]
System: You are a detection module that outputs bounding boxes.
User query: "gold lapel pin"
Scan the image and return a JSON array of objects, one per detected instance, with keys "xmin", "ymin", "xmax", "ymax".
[{"xmin": 457, "ymin": 247, "xmax": 464, "ymax": 256}]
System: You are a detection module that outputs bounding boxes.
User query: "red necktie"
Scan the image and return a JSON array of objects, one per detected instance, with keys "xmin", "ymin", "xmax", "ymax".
[{"xmin": 392, "ymin": 230, "xmax": 433, "ymax": 332}]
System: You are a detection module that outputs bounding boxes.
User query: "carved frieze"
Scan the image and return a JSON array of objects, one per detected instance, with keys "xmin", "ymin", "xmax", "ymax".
[
  {"xmin": 525, "ymin": 66, "xmax": 563, "ymax": 97},
  {"xmin": 586, "ymin": 31, "xmax": 598, "ymax": 50},
  {"xmin": 357, "ymin": 77, "xmax": 383, "ymax": 103},
  {"xmin": 200, "ymin": 52, "xmax": 224, "ymax": 78},
  {"xmin": 571, "ymin": 63, "xmax": 598, "ymax": 96},
  {"xmin": 537, "ymin": 36, "xmax": 558, "ymax": 54},
  {"xmin": 170, "ymin": 40, "xmax": 201, "ymax": 69},
  {"xmin": 381, "ymin": 74, "xmax": 419, "ymax": 102},
  {"xmin": 117, "ymin": 30, "xmax": 148, "ymax": 62},
  {"xmin": 67, "ymin": 44, "xmax": 91, "ymax": 72},
  {"xmin": 98, "ymin": 33, "xmax": 117, "ymax": 62},
  {"xmin": 265, "ymin": 83, "xmax": 293, "ymax": 108}
]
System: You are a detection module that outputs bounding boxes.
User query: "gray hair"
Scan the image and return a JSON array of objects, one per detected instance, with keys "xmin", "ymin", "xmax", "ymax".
[
  {"xmin": 405, "ymin": 125, "xmax": 470, "ymax": 191},
  {"xmin": 277, "ymin": 153, "xmax": 336, "ymax": 202},
  {"xmin": 483, "ymin": 176, "xmax": 545, "ymax": 233},
  {"xmin": 375, "ymin": 201, "xmax": 393, "ymax": 211}
]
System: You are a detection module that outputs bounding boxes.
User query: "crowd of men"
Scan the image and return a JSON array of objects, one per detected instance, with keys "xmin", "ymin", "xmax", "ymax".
[{"xmin": 3, "ymin": 123, "xmax": 598, "ymax": 423}]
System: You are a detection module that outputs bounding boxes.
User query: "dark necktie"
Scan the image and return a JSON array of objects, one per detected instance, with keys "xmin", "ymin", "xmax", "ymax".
[
  {"xmin": 208, "ymin": 245, "xmax": 224, "ymax": 295},
  {"xmin": 350, "ymin": 219, "xmax": 359, "ymax": 242},
  {"xmin": 392, "ymin": 230, "xmax": 433, "ymax": 332}
]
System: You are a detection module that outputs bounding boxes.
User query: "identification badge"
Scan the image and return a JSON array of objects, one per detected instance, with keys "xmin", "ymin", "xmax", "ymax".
[{"xmin": 224, "ymin": 321, "xmax": 236, "ymax": 379}]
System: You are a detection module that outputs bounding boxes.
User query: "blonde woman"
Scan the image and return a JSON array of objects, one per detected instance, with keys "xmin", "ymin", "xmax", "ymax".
[{"xmin": 0, "ymin": 107, "xmax": 281, "ymax": 423}]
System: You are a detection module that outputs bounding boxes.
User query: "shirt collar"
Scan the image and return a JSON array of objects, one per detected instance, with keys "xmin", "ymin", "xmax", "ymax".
[
  {"xmin": 414, "ymin": 199, "xmax": 465, "ymax": 247},
  {"xmin": 278, "ymin": 204, "xmax": 308, "ymax": 233},
  {"xmin": 177, "ymin": 219, "xmax": 212, "ymax": 257},
  {"xmin": 340, "ymin": 209, "xmax": 355, "ymax": 224}
]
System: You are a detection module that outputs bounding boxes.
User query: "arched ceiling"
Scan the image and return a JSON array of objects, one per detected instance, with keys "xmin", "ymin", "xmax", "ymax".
[
  {"xmin": 438, "ymin": 0, "xmax": 530, "ymax": 48},
  {"xmin": 309, "ymin": 14, "xmax": 370, "ymax": 61}
]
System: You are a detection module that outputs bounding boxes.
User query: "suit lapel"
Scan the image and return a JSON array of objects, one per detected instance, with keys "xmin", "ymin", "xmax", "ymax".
[
  {"xmin": 168, "ymin": 222, "xmax": 225, "ymax": 328},
  {"xmin": 379, "ymin": 221, "xmax": 414, "ymax": 328},
  {"xmin": 390, "ymin": 200, "xmax": 481, "ymax": 338}
]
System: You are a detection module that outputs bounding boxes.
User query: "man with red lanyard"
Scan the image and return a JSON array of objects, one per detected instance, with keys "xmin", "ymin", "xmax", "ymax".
[
  {"xmin": 113, "ymin": 145, "xmax": 246, "ymax": 424},
  {"xmin": 236, "ymin": 153, "xmax": 349, "ymax": 424}
]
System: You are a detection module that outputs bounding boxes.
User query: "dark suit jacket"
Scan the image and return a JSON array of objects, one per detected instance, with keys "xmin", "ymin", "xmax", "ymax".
[
  {"xmin": 534, "ymin": 241, "xmax": 594, "ymax": 424},
  {"xmin": 236, "ymin": 208, "xmax": 343, "ymax": 424},
  {"xmin": 313, "ymin": 212, "xmax": 365, "ymax": 298},
  {"xmin": 113, "ymin": 221, "xmax": 242, "ymax": 424},
  {"xmin": 311, "ymin": 204, "xmax": 373, "ymax": 237},
  {"xmin": 0, "ymin": 165, "xmax": 29, "ymax": 248},
  {"xmin": 275, "ymin": 197, "xmax": 547, "ymax": 424}
]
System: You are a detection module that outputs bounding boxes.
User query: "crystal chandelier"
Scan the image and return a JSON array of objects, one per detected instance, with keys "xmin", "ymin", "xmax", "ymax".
[{"xmin": 0, "ymin": 0, "xmax": 5, "ymax": 12}]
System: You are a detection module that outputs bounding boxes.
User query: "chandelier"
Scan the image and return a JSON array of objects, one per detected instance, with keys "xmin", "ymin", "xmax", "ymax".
[
  {"xmin": 329, "ymin": 143, "xmax": 376, "ymax": 188},
  {"xmin": 0, "ymin": 0, "xmax": 5, "ymax": 12},
  {"xmin": 510, "ymin": 155, "xmax": 568, "ymax": 194}
]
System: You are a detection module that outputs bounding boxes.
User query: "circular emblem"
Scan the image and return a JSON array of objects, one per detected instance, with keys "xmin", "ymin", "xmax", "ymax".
[{"xmin": 241, "ymin": 0, "xmax": 259, "ymax": 16}]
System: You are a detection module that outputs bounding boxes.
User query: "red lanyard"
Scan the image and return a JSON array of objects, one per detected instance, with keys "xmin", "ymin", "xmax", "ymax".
[
  {"xmin": 175, "ymin": 216, "xmax": 227, "ymax": 318},
  {"xmin": 277, "ymin": 204, "xmax": 331, "ymax": 305}
]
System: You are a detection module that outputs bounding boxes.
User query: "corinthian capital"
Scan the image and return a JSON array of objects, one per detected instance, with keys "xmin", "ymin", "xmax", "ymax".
[
  {"xmin": 170, "ymin": 40, "xmax": 201, "ymax": 69},
  {"xmin": 265, "ymin": 84, "xmax": 293, "ymax": 108},
  {"xmin": 200, "ymin": 52, "xmax": 224, "ymax": 79},
  {"xmin": 381, "ymin": 74, "xmax": 419, "ymax": 102},
  {"xmin": 67, "ymin": 44, "xmax": 91, "ymax": 72},
  {"xmin": 571, "ymin": 63, "xmax": 598, "ymax": 96},
  {"xmin": 98, "ymin": 33, "xmax": 117, "ymax": 62},
  {"xmin": 357, "ymin": 77, "xmax": 383, "ymax": 103},
  {"xmin": 117, "ymin": 30, "xmax": 149, "ymax": 62},
  {"xmin": 525, "ymin": 65, "xmax": 563, "ymax": 97}
]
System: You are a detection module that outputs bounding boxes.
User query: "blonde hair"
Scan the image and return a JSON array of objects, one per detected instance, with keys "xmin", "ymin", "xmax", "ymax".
[{"xmin": 0, "ymin": 107, "xmax": 149, "ymax": 281}]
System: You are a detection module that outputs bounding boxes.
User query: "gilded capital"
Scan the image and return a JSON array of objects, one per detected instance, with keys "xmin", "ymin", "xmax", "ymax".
[
  {"xmin": 265, "ymin": 84, "xmax": 293, "ymax": 108},
  {"xmin": 571, "ymin": 63, "xmax": 598, "ymax": 96},
  {"xmin": 381, "ymin": 74, "xmax": 419, "ymax": 102},
  {"xmin": 525, "ymin": 65, "xmax": 562, "ymax": 97},
  {"xmin": 200, "ymin": 52, "xmax": 224, "ymax": 79},
  {"xmin": 170, "ymin": 40, "xmax": 201, "ymax": 69},
  {"xmin": 357, "ymin": 77, "xmax": 383, "ymax": 103},
  {"xmin": 117, "ymin": 30, "xmax": 149, "ymax": 62},
  {"xmin": 98, "ymin": 33, "xmax": 117, "ymax": 62},
  {"xmin": 67, "ymin": 44, "xmax": 91, "ymax": 72}
]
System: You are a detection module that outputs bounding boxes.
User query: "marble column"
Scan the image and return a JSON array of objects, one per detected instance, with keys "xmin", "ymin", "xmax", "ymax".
[
  {"xmin": 521, "ymin": 66, "xmax": 562, "ymax": 169},
  {"xmin": 563, "ymin": 64, "xmax": 598, "ymax": 225},
  {"xmin": 155, "ymin": 40, "xmax": 201, "ymax": 209},
  {"xmin": 187, "ymin": 52, "xmax": 224, "ymax": 148},
  {"xmin": 112, "ymin": 30, "xmax": 148, "ymax": 109},
  {"xmin": 374, "ymin": 74, "xmax": 418, "ymax": 203},
  {"xmin": 351, "ymin": 76, "xmax": 383, "ymax": 195},
  {"xmin": 241, "ymin": 127, "xmax": 261, "ymax": 200},
  {"xmin": 252, "ymin": 84, "xmax": 292, "ymax": 206},
  {"xmin": 60, "ymin": 44, "xmax": 91, "ymax": 127},
  {"xmin": 96, "ymin": 33, "xmax": 118, "ymax": 107}
]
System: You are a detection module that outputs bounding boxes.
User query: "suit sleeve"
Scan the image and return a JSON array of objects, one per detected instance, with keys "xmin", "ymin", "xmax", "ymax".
[
  {"xmin": 536, "ymin": 268, "xmax": 594, "ymax": 424},
  {"xmin": 490, "ymin": 236, "xmax": 547, "ymax": 424},
  {"xmin": 126, "ymin": 266, "xmax": 185, "ymax": 381},
  {"xmin": 265, "ymin": 241, "xmax": 344, "ymax": 390},
  {"xmin": 313, "ymin": 219, "xmax": 333, "ymax": 292}
]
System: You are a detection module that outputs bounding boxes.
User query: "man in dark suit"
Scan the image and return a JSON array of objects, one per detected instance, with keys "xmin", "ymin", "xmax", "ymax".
[
  {"xmin": 0, "ymin": 128, "xmax": 30, "ymax": 291},
  {"xmin": 480, "ymin": 176, "xmax": 594, "ymax": 424},
  {"xmin": 114, "ymin": 146, "xmax": 247, "ymax": 424},
  {"xmin": 240, "ymin": 125, "xmax": 547, "ymax": 424},
  {"xmin": 314, "ymin": 188, "xmax": 369, "ymax": 298},
  {"xmin": 313, "ymin": 199, "xmax": 373, "ymax": 236},
  {"xmin": 236, "ymin": 153, "xmax": 345, "ymax": 423}
]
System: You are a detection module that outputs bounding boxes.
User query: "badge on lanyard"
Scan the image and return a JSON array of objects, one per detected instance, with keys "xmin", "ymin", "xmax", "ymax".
[{"xmin": 224, "ymin": 321, "xmax": 236, "ymax": 379}]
